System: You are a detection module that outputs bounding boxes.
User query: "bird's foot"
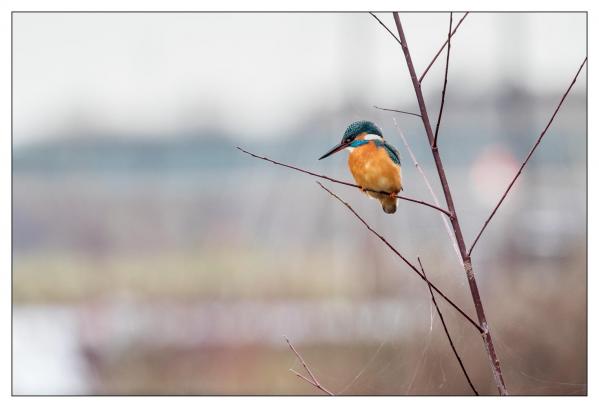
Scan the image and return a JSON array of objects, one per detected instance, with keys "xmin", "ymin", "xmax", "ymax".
[{"xmin": 389, "ymin": 192, "xmax": 399, "ymax": 200}]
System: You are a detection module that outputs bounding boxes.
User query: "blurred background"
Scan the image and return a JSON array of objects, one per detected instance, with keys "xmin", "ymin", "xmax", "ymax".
[{"xmin": 12, "ymin": 12, "xmax": 586, "ymax": 395}]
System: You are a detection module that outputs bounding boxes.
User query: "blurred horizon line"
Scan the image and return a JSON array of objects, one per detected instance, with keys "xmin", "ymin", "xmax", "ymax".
[{"xmin": 12, "ymin": 86, "xmax": 586, "ymax": 149}]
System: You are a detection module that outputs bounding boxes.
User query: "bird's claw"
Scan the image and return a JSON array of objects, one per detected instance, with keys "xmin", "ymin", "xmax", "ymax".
[{"xmin": 389, "ymin": 192, "xmax": 398, "ymax": 199}]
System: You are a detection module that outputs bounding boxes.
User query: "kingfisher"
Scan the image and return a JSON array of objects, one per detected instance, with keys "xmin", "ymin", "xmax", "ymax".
[{"xmin": 319, "ymin": 120, "xmax": 403, "ymax": 214}]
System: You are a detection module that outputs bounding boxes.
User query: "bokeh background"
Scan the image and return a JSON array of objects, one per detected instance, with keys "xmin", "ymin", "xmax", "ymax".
[{"xmin": 12, "ymin": 12, "xmax": 587, "ymax": 395}]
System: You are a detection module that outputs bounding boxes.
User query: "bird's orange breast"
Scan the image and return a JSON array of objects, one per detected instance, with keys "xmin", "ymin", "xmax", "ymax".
[{"xmin": 348, "ymin": 141, "xmax": 402, "ymax": 193}]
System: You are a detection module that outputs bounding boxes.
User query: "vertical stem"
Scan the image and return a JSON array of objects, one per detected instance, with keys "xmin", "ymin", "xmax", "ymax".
[
  {"xmin": 393, "ymin": 119, "xmax": 462, "ymax": 264},
  {"xmin": 418, "ymin": 258, "xmax": 479, "ymax": 395},
  {"xmin": 433, "ymin": 12, "xmax": 453, "ymax": 148},
  {"xmin": 393, "ymin": 13, "xmax": 508, "ymax": 395}
]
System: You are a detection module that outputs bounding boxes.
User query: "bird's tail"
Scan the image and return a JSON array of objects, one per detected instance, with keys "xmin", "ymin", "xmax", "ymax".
[{"xmin": 380, "ymin": 196, "xmax": 397, "ymax": 214}]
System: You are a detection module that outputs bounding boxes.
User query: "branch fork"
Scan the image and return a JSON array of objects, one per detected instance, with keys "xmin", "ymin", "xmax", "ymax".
[
  {"xmin": 238, "ymin": 12, "xmax": 586, "ymax": 396},
  {"xmin": 284, "ymin": 336, "xmax": 334, "ymax": 395}
]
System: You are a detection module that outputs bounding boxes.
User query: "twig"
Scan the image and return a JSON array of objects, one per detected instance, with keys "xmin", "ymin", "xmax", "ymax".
[
  {"xmin": 289, "ymin": 369, "xmax": 319, "ymax": 388},
  {"xmin": 419, "ymin": 12, "xmax": 469, "ymax": 84},
  {"xmin": 433, "ymin": 12, "xmax": 453, "ymax": 148},
  {"xmin": 392, "ymin": 118, "xmax": 462, "ymax": 264},
  {"xmin": 236, "ymin": 146, "xmax": 453, "ymax": 217},
  {"xmin": 368, "ymin": 12, "xmax": 402, "ymax": 46},
  {"xmin": 284, "ymin": 336, "xmax": 334, "ymax": 395},
  {"xmin": 467, "ymin": 56, "xmax": 588, "ymax": 256},
  {"xmin": 317, "ymin": 181, "xmax": 483, "ymax": 333},
  {"xmin": 374, "ymin": 105, "xmax": 421, "ymax": 118},
  {"xmin": 418, "ymin": 257, "xmax": 479, "ymax": 395},
  {"xmin": 393, "ymin": 12, "xmax": 508, "ymax": 395}
]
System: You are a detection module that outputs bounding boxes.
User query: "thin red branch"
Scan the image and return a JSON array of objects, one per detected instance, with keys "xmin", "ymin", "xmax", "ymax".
[
  {"xmin": 368, "ymin": 12, "xmax": 402, "ymax": 46},
  {"xmin": 236, "ymin": 146, "xmax": 453, "ymax": 217},
  {"xmin": 374, "ymin": 105, "xmax": 421, "ymax": 118},
  {"xmin": 419, "ymin": 12, "xmax": 469, "ymax": 84},
  {"xmin": 433, "ymin": 12, "xmax": 453, "ymax": 148},
  {"xmin": 392, "ymin": 119, "xmax": 462, "ymax": 264},
  {"xmin": 418, "ymin": 257, "xmax": 479, "ymax": 395},
  {"xmin": 468, "ymin": 56, "xmax": 587, "ymax": 256},
  {"xmin": 393, "ymin": 12, "xmax": 508, "ymax": 395},
  {"xmin": 284, "ymin": 336, "xmax": 334, "ymax": 395},
  {"xmin": 317, "ymin": 181, "xmax": 483, "ymax": 333}
]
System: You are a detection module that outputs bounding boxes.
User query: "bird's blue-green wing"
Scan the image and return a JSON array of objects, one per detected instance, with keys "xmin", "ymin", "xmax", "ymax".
[{"xmin": 382, "ymin": 141, "xmax": 401, "ymax": 165}]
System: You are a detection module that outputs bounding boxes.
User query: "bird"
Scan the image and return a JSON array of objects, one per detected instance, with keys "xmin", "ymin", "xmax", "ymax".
[{"xmin": 319, "ymin": 120, "xmax": 402, "ymax": 214}]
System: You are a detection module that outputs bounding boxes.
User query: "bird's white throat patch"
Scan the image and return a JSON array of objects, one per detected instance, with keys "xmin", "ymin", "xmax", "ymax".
[{"xmin": 346, "ymin": 134, "xmax": 382, "ymax": 152}]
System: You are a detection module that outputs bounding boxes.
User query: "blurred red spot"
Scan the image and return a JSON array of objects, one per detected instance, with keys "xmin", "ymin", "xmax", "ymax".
[{"xmin": 470, "ymin": 145, "xmax": 519, "ymax": 206}]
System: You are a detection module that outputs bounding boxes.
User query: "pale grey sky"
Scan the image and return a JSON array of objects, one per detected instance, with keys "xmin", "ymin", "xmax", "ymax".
[{"xmin": 13, "ymin": 12, "xmax": 586, "ymax": 145}]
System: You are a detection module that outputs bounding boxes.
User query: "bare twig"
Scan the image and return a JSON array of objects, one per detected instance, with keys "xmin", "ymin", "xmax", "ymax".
[
  {"xmin": 392, "ymin": 118, "xmax": 462, "ymax": 264},
  {"xmin": 467, "ymin": 56, "xmax": 588, "ymax": 256},
  {"xmin": 418, "ymin": 257, "xmax": 479, "ymax": 395},
  {"xmin": 433, "ymin": 12, "xmax": 453, "ymax": 148},
  {"xmin": 369, "ymin": 12, "xmax": 402, "ymax": 46},
  {"xmin": 284, "ymin": 336, "xmax": 334, "ymax": 395},
  {"xmin": 236, "ymin": 146, "xmax": 452, "ymax": 217},
  {"xmin": 393, "ymin": 12, "xmax": 508, "ymax": 395},
  {"xmin": 317, "ymin": 181, "xmax": 483, "ymax": 333},
  {"xmin": 419, "ymin": 12, "xmax": 469, "ymax": 83},
  {"xmin": 289, "ymin": 369, "xmax": 319, "ymax": 388},
  {"xmin": 374, "ymin": 105, "xmax": 421, "ymax": 118}
]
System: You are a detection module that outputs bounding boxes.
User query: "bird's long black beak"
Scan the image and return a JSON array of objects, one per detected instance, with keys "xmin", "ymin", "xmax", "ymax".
[{"xmin": 318, "ymin": 141, "xmax": 349, "ymax": 160}]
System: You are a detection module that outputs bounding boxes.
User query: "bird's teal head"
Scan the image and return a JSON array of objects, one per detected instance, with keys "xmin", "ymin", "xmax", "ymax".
[{"xmin": 319, "ymin": 120, "xmax": 383, "ymax": 160}]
